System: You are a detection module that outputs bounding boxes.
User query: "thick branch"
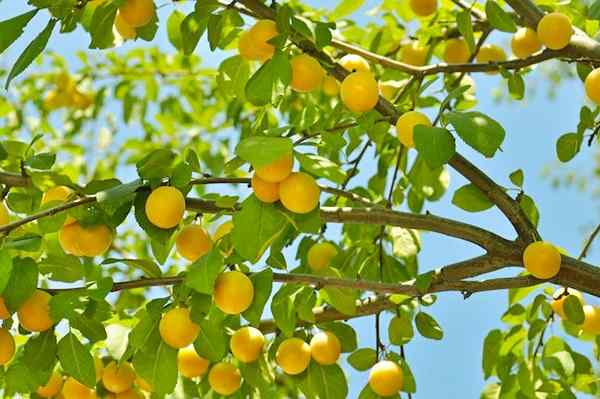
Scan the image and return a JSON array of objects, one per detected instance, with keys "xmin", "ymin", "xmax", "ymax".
[{"xmin": 0, "ymin": 171, "xmax": 31, "ymax": 188}]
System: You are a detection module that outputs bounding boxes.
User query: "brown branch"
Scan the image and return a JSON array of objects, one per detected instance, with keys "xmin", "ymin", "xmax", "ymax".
[
  {"xmin": 0, "ymin": 171, "xmax": 31, "ymax": 188},
  {"xmin": 578, "ymin": 223, "xmax": 600, "ymax": 260}
]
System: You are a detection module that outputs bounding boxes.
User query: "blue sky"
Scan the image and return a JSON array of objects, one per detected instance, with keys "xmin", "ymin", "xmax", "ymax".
[{"xmin": 1, "ymin": 0, "xmax": 599, "ymax": 398}]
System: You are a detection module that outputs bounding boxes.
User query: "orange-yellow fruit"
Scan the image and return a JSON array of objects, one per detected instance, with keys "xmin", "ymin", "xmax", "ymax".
[
  {"xmin": 145, "ymin": 186, "xmax": 186, "ymax": 229},
  {"xmin": 537, "ymin": 12, "xmax": 572, "ymax": 50},
  {"xmin": 584, "ymin": 68, "xmax": 600, "ymax": 105},
  {"xmin": 213, "ymin": 271, "xmax": 254, "ymax": 315},
  {"xmin": 115, "ymin": 390, "xmax": 143, "ymax": 399},
  {"xmin": 208, "ymin": 362, "xmax": 242, "ymax": 396},
  {"xmin": 95, "ymin": 356, "xmax": 104, "ymax": 382},
  {"xmin": 238, "ymin": 31, "xmax": 263, "ymax": 61},
  {"xmin": 340, "ymin": 71, "xmax": 379, "ymax": 113},
  {"xmin": 255, "ymin": 153, "xmax": 294, "ymax": 183},
  {"xmin": 176, "ymin": 225, "xmax": 212, "ymax": 262},
  {"xmin": 275, "ymin": 337, "xmax": 311, "ymax": 375},
  {"xmin": 400, "ymin": 41, "xmax": 428, "ymax": 66},
  {"xmin": 252, "ymin": 174, "xmax": 280, "ymax": 203},
  {"xmin": 248, "ymin": 20, "xmax": 278, "ymax": 62},
  {"xmin": 71, "ymin": 90, "xmax": 93, "ymax": 110},
  {"xmin": 0, "ymin": 328, "xmax": 15, "ymax": 365},
  {"xmin": 581, "ymin": 305, "xmax": 600, "ymax": 334},
  {"xmin": 178, "ymin": 347, "xmax": 209, "ymax": 378},
  {"xmin": 310, "ymin": 331, "xmax": 341, "ymax": 365},
  {"xmin": 307, "ymin": 242, "xmax": 337, "ymax": 271},
  {"xmin": 0, "ymin": 202, "xmax": 9, "ymax": 225},
  {"xmin": 0, "ymin": 297, "xmax": 11, "ymax": 320},
  {"xmin": 523, "ymin": 241, "xmax": 561, "ymax": 279},
  {"xmin": 550, "ymin": 288, "xmax": 583, "ymax": 319},
  {"xmin": 369, "ymin": 360, "xmax": 404, "ymax": 397},
  {"xmin": 339, "ymin": 54, "xmax": 370, "ymax": 72},
  {"xmin": 230, "ymin": 326, "xmax": 265, "ymax": 363},
  {"xmin": 290, "ymin": 54, "xmax": 325, "ymax": 93},
  {"xmin": 78, "ymin": 224, "xmax": 113, "ymax": 257},
  {"xmin": 118, "ymin": 0, "xmax": 154, "ymax": 28},
  {"xmin": 102, "ymin": 361, "xmax": 136, "ymax": 393},
  {"xmin": 279, "ymin": 172, "xmax": 320, "ymax": 214},
  {"xmin": 59, "ymin": 222, "xmax": 84, "ymax": 256},
  {"xmin": 62, "ymin": 377, "xmax": 97, "ymax": 399},
  {"xmin": 159, "ymin": 307, "xmax": 200, "ymax": 349},
  {"xmin": 17, "ymin": 289, "xmax": 54, "ymax": 332},
  {"xmin": 511, "ymin": 27, "xmax": 542, "ymax": 59},
  {"xmin": 322, "ymin": 75, "xmax": 340, "ymax": 97},
  {"xmin": 409, "ymin": 0, "xmax": 437, "ymax": 17},
  {"xmin": 395, "ymin": 110, "xmax": 431, "ymax": 148},
  {"xmin": 37, "ymin": 371, "xmax": 64, "ymax": 398},
  {"xmin": 213, "ymin": 220, "xmax": 233, "ymax": 242},
  {"xmin": 476, "ymin": 44, "xmax": 507, "ymax": 65},
  {"xmin": 443, "ymin": 38, "xmax": 470, "ymax": 64},
  {"xmin": 115, "ymin": 12, "xmax": 136, "ymax": 40},
  {"xmin": 136, "ymin": 377, "xmax": 152, "ymax": 392}
]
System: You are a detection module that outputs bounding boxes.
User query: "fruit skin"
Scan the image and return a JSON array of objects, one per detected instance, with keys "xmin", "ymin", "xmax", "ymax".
[
  {"xmin": 78, "ymin": 224, "xmax": 113, "ymax": 257},
  {"xmin": 310, "ymin": 331, "xmax": 341, "ymax": 365},
  {"xmin": 62, "ymin": 377, "xmax": 97, "ymax": 399},
  {"xmin": 369, "ymin": 360, "xmax": 404, "ymax": 397},
  {"xmin": 581, "ymin": 305, "xmax": 600, "ymax": 334},
  {"xmin": 102, "ymin": 361, "xmax": 136, "ymax": 393},
  {"xmin": 248, "ymin": 20, "xmax": 278, "ymax": 62},
  {"xmin": 118, "ymin": 0, "xmax": 154, "ymax": 28},
  {"xmin": 208, "ymin": 362, "xmax": 242, "ymax": 396},
  {"xmin": 159, "ymin": 307, "xmax": 200, "ymax": 349},
  {"xmin": 145, "ymin": 186, "xmax": 186, "ymax": 229},
  {"xmin": 443, "ymin": 38, "xmax": 470, "ymax": 64},
  {"xmin": 95, "ymin": 356, "xmax": 104, "ymax": 382},
  {"xmin": 0, "ymin": 296, "xmax": 11, "ymax": 320},
  {"xmin": 523, "ymin": 241, "xmax": 561, "ymax": 279},
  {"xmin": 115, "ymin": 390, "xmax": 143, "ymax": 399},
  {"xmin": 178, "ymin": 347, "xmax": 210, "ymax": 378},
  {"xmin": 550, "ymin": 288, "xmax": 583, "ymax": 319},
  {"xmin": 537, "ymin": 12, "xmax": 572, "ymax": 50},
  {"xmin": 252, "ymin": 174, "xmax": 280, "ymax": 203},
  {"xmin": 230, "ymin": 326, "xmax": 265, "ymax": 363},
  {"xmin": 279, "ymin": 172, "xmax": 321, "ymax": 214},
  {"xmin": 276, "ymin": 337, "xmax": 311, "ymax": 375},
  {"xmin": 476, "ymin": 44, "xmax": 507, "ymax": 64},
  {"xmin": 37, "ymin": 371, "xmax": 64, "ymax": 398},
  {"xmin": 307, "ymin": 242, "xmax": 338, "ymax": 271},
  {"xmin": 176, "ymin": 225, "xmax": 212, "ymax": 262},
  {"xmin": 290, "ymin": 54, "xmax": 325, "ymax": 92},
  {"xmin": 255, "ymin": 153, "xmax": 294, "ymax": 183},
  {"xmin": 339, "ymin": 54, "xmax": 370, "ymax": 72},
  {"xmin": 400, "ymin": 42, "xmax": 428, "ymax": 66},
  {"xmin": 0, "ymin": 328, "xmax": 15, "ymax": 365},
  {"xmin": 395, "ymin": 111, "xmax": 431, "ymax": 148},
  {"xmin": 136, "ymin": 377, "xmax": 152, "ymax": 392},
  {"xmin": 214, "ymin": 271, "xmax": 254, "ymax": 315},
  {"xmin": 584, "ymin": 68, "xmax": 600, "ymax": 105},
  {"xmin": 340, "ymin": 71, "xmax": 379, "ymax": 113},
  {"xmin": 115, "ymin": 12, "xmax": 136, "ymax": 40},
  {"xmin": 511, "ymin": 27, "xmax": 542, "ymax": 59},
  {"xmin": 17, "ymin": 289, "xmax": 54, "ymax": 332},
  {"xmin": 0, "ymin": 202, "xmax": 9, "ymax": 225},
  {"xmin": 409, "ymin": 0, "xmax": 437, "ymax": 17},
  {"xmin": 322, "ymin": 75, "xmax": 340, "ymax": 97},
  {"xmin": 238, "ymin": 31, "xmax": 262, "ymax": 61},
  {"xmin": 59, "ymin": 222, "xmax": 84, "ymax": 256},
  {"xmin": 213, "ymin": 220, "xmax": 233, "ymax": 242}
]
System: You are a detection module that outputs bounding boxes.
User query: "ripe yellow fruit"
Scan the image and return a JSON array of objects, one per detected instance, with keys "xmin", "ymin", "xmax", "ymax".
[
  {"xmin": 178, "ymin": 347, "xmax": 209, "ymax": 378},
  {"xmin": 0, "ymin": 297, "xmax": 11, "ymax": 320},
  {"xmin": 322, "ymin": 75, "xmax": 340, "ymax": 97},
  {"xmin": 136, "ymin": 377, "xmax": 152, "ymax": 392},
  {"xmin": 0, "ymin": 328, "xmax": 15, "ymax": 365},
  {"xmin": 118, "ymin": 0, "xmax": 154, "ymax": 28},
  {"xmin": 310, "ymin": 331, "xmax": 341, "ymax": 365},
  {"xmin": 395, "ymin": 110, "xmax": 431, "ymax": 148},
  {"xmin": 95, "ymin": 356, "xmax": 104, "ymax": 382},
  {"xmin": 78, "ymin": 224, "xmax": 113, "ymax": 257},
  {"xmin": 213, "ymin": 220, "xmax": 233, "ymax": 242},
  {"xmin": 279, "ymin": 172, "xmax": 321, "ymax": 214},
  {"xmin": 176, "ymin": 225, "xmax": 212, "ymax": 262},
  {"xmin": 523, "ymin": 241, "xmax": 561, "ymax": 279},
  {"xmin": 584, "ymin": 68, "xmax": 600, "ymax": 105},
  {"xmin": 248, "ymin": 20, "xmax": 278, "ymax": 62},
  {"xmin": 275, "ymin": 337, "xmax": 311, "ymax": 375},
  {"xmin": 379, "ymin": 81, "xmax": 399, "ymax": 101},
  {"xmin": 255, "ymin": 153, "xmax": 293, "ymax": 183},
  {"xmin": 340, "ymin": 71, "xmax": 379, "ymax": 113},
  {"xmin": 62, "ymin": 377, "xmax": 97, "ymax": 399},
  {"xmin": 115, "ymin": 390, "xmax": 143, "ymax": 399},
  {"xmin": 290, "ymin": 54, "xmax": 325, "ymax": 93},
  {"xmin": 409, "ymin": 0, "xmax": 437, "ymax": 17},
  {"xmin": 230, "ymin": 326, "xmax": 265, "ymax": 363},
  {"xmin": 443, "ymin": 38, "xmax": 470, "ymax": 64},
  {"xmin": 115, "ymin": 12, "xmax": 136, "ymax": 40},
  {"xmin": 339, "ymin": 54, "xmax": 370, "ymax": 72},
  {"xmin": 511, "ymin": 27, "xmax": 542, "ymax": 59},
  {"xmin": 208, "ymin": 362, "xmax": 242, "ymax": 396},
  {"xmin": 550, "ymin": 288, "xmax": 583, "ymax": 319},
  {"xmin": 369, "ymin": 360, "xmax": 404, "ymax": 397},
  {"xmin": 37, "ymin": 371, "xmax": 64, "ymax": 398},
  {"xmin": 581, "ymin": 305, "xmax": 600, "ymax": 334},
  {"xmin": 252, "ymin": 174, "xmax": 280, "ymax": 203},
  {"xmin": 537, "ymin": 12, "xmax": 572, "ymax": 50},
  {"xmin": 476, "ymin": 44, "xmax": 507, "ymax": 64},
  {"xmin": 0, "ymin": 202, "xmax": 9, "ymax": 225},
  {"xmin": 307, "ymin": 242, "xmax": 337, "ymax": 271},
  {"xmin": 159, "ymin": 307, "xmax": 200, "ymax": 349},
  {"xmin": 59, "ymin": 222, "xmax": 84, "ymax": 256},
  {"xmin": 102, "ymin": 361, "xmax": 136, "ymax": 393},
  {"xmin": 17, "ymin": 290, "xmax": 54, "ymax": 332},
  {"xmin": 400, "ymin": 42, "xmax": 428, "ymax": 66},
  {"xmin": 213, "ymin": 271, "xmax": 254, "ymax": 315},
  {"xmin": 145, "ymin": 186, "xmax": 186, "ymax": 229}
]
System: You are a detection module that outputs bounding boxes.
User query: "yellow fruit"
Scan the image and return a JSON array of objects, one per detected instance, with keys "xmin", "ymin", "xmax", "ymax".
[
  {"xmin": 145, "ymin": 186, "xmax": 186, "ymax": 229},
  {"xmin": 307, "ymin": 242, "xmax": 337, "ymax": 271},
  {"xmin": 71, "ymin": 90, "xmax": 93, "ymax": 110},
  {"xmin": 584, "ymin": 68, "xmax": 600, "ymax": 105},
  {"xmin": 310, "ymin": 331, "xmax": 341, "ymax": 365},
  {"xmin": 511, "ymin": 27, "xmax": 542, "ymax": 59},
  {"xmin": 581, "ymin": 305, "xmax": 600, "ymax": 334},
  {"xmin": 252, "ymin": 174, "xmax": 280, "ymax": 203},
  {"xmin": 208, "ymin": 362, "xmax": 242, "ymax": 396},
  {"xmin": 537, "ymin": 12, "xmax": 572, "ymax": 50},
  {"xmin": 322, "ymin": 75, "xmax": 340, "ymax": 97},
  {"xmin": 523, "ymin": 241, "xmax": 561, "ymax": 279},
  {"xmin": 59, "ymin": 222, "xmax": 84, "ymax": 256},
  {"xmin": 41, "ymin": 186, "xmax": 73, "ymax": 205},
  {"xmin": 17, "ymin": 290, "xmax": 54, "ymax": 332},
  {"xmin": 102, "ymin": 362, "xmax": 136, "ymax": 394},
  {"xmin": 378, "ymin": 81, "xmax": 398, "ymax": 101},
  {"xmin": 340, "ymin": 71, "xmax": 379, "ymax": 113},
  {"xmin": 115, "ymin": 390, "xmax": 143, "ymax": 399},
  {"xmin": 275, "ymin": 337, "xmax": 311, "ymax": 375},
  {"xmin": 230, "ymin": 326, "xmax": 265, "ymax": 363},
  {"xmin": 395, "ymin": 110, "xmax": 431, "ymax": 148},
  {"xmin": 118, "ymin": 0, "xmax": 154, "ymax": 28},
  {"xmin": 136, "ymin": 377, "xmax": 152, "ymax": 392},
  {"xmin": 290, "ymin": 54, "xmax": 325, "ymax": 93},
  {"xmin": 550, "ymin": 288, "xmax": 583, "ymax": 319},
  {"xmin": 409, "ymin": 0, "xmax": 437, "ymax": 17},
  {"xmin": 213, "ymin": 271, "xmax": 254, "ymax": 315},
  {"xmin": 443, "ymin": 38, "xmax": 470, "ymax": 64},
  {"xmin": 400, "ymin": 42, "xmax": 428, "ymax": 66},
  {"xmin": 339, "ymin": 54, "xmax": 370, "ymax": 72},
  {"xmin": 62, "ymin": 377, "xmax": 97, "ymax": 399},
  {"xmin": 115, "ymin": 12, "xmax": 136, "ymax": 40},
  {"xmin": 369, "ymin": 360, "xmax": 404, "ymax": 397},
  {"xmin": 159, "ymin": 307, "xmax": 200, "ymax": 349},
  {"xmin": 248, "ymin": 20, "xmax": 278, "ymax": 62},
  {"xmin": 43, "ymin": 90, "xmax": 67, "ymax": 110},
  {"xmin": 279, "ymin": 172, "xmax": 321, "ymax": 214},
  {"xmin": 0, "ymin": 328, "xmax": 15, "ymax": 365},
  {"xmin": 476, "ymin": 44, "xmax": 506, "ymax": 64},
  {"xmin": 213, "ymin": 220, "xmax": 233, "ymax": 242},
  {"xmin": 178, "ymin": 347, "xmax": 209, "ymax": 378},
  {"xmin": 37, "ymin": 371, "xmax": 64, "ymax": 398},
  {"xmin": 0, "ymin": 297, "xmax": 11, "ymax": 320},
  {"xmin": 78, "ymin": 224, "xmax": 113, "ymax": 257},
  {"xmin": 0, "ymin": 202, "xmax": 9, "ymax": 225},
  {"xmin": 238, "ymin": 31, "xmax": 266, "ymax": 62},
  {"xmin": 95, "ymin": 357, "xmax": 104, "ymax": 382},
  {"xmin": 176, "ymin": 225, "xmax": 212, "ymax": 262},
  {"xmin": 255, "ymin": 153, "xmax": 294, "ymax": 183}
]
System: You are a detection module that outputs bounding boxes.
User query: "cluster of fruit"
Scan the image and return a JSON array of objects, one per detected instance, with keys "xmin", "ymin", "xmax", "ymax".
[{"xmin": 43, "ymin": 73, "xmax": 93, "ymax": 111}]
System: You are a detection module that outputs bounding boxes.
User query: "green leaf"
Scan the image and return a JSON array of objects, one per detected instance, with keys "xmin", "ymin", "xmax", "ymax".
[
  {"xmin": 96, "ymin": 179, "xmax": 141, "ymax": 215},
  {"xmin": 0, "ymin": 250, "xmax": 14, "ymax": 295},
  {"xmin": 136, "ymin": 149, "xmax": 176, "ymax": 179},
  {"xmin": 319, "ymin": 321, "xmax": 357, "ymax": 352},
  {"xmin": 3, "ymin": 257, "xmax": 38, "ymax": 311},
  {"xmin": 243, "ymin": 268, "xmax": 273, "ymax": 326},
  {"xmin": 185, "ymin": 249, "xmax": 224, "ymax": 294},
  {"xmin": 181, "ymin": 12, "xmax": 208, "ymax": 55},
  {"xmin": 22, "ymin": 330, "xmax": 57, "ymax": 372},
  {"xmin": 415, "ymin": 311, "xmax": 443, "ymax": 340},
  {"xmin": 0, "ymin": 9, "xmax": 38, "ymax": 55},
  {"xmin": 457, "ymin": 10, "xmax": 475, "ymax": 53},
  {"xmin": 102, "ymin": 258, "xmax": 162, "ymax": 278},
  {"xmin": 25, "ymin": 152, "xmax": 55, "ymax": 170},
  {"xmin": 315, "ymin": 22, "xmax": 333, "ymax": 49},
  {"xmin": 331, "ymin": 0, "xmax": 366, "ymax": 19},
  {"xmin": 167, "ymin": 10, "xmax": 185, "ymax": 50},
  {"xmin": 388, "ymin": 315, "xmax": 414, "ymax": 345},
  {"xmin": 518, "ymin": 193, "xmax": 539, "ymax": 228},
  {"xmin": 544, "ymin": 350, "xmax": 575, "ymax": 377},
  {"xmin": 70, "ymin": 314, "xmax": 107, "ymax": 343},
  {"xmin": 509, "ymin": 169, "xmax": 524, "ymax": 187},
  {"xmin": 235, "ymin": 136, "xmax": 293, "ymax": 169},
  {"xmin": 563, "ymin": 295, "xmax": 585, "ymax": 324},
  {"xmin": 39, "ymin": 255, "xmax": 84, "ymax": 283},
  {"xmin": 271, "ymin": 285, "xmax": 300, "ymax": 336},
  {"xmin": 556, "ymin": 133, "xmax": 581, "ymax": 163},
  {"xmin": 296, "ymin": 153, "xmax": 346, "ymax": 184},
  {"xmin": 4, "ymin": 362, "xmax": 41, "ymax": 395},
  {"xmin": 446, "ymin": 111, "xmax": 505, "ymax": 158},
  {"xmin": 452, "ymin": 183, "xmax": 493, "ymax": 212},
  {"xmin": 482, "ymin": 329, "xmax": 502, "ymax": 378},
  {"xmin": 590, "ymin": 0, "xmax": 600, "ymax": 19},
  {"xmin": 207, "ymin": 13, "xmax": 223, "ymax": 51},
  {"xmin": 218, "ymin": 55, "xmax": 251, "ymax": 100},
  {"xmin": 133, "ymin": 329, "xmax": 178, "ymax": 396},
  {"xmin": 347, "ymin": 348, "xmax": 377, "ymax": 371},
  {"xmin": 413, "ymin": 126, "xmax": 456, "ymax": 169},
  {"xmin": 485, "ymin": 1, "xmax": 517, "ymax": 32},
  {"xmin": 194, "ymin": 318, "xmax": 228, "ymax": 362},
  {"xmin": 88, "ymin": 2, "xmax": 117, "ymax": 49},
  {"xmin": 307, "ymin": 362, "xmax": 348, "ymax": 399},
  {"xmin": 58, "ymin": 333, "xmax": 97, "ymax": 388}
]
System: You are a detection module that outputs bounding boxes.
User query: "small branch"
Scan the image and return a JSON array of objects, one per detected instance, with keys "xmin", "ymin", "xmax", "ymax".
[
  {"xmin": 578, "ymin": 223, "xmax": 600, "ymax": 260},
  {"xmin": 0, "ymin": 172, "xmax": 31, "ymax": 188},
  {"xmin": 450, "ymin": 0, "xmax": 486, "ymax": 20}
]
